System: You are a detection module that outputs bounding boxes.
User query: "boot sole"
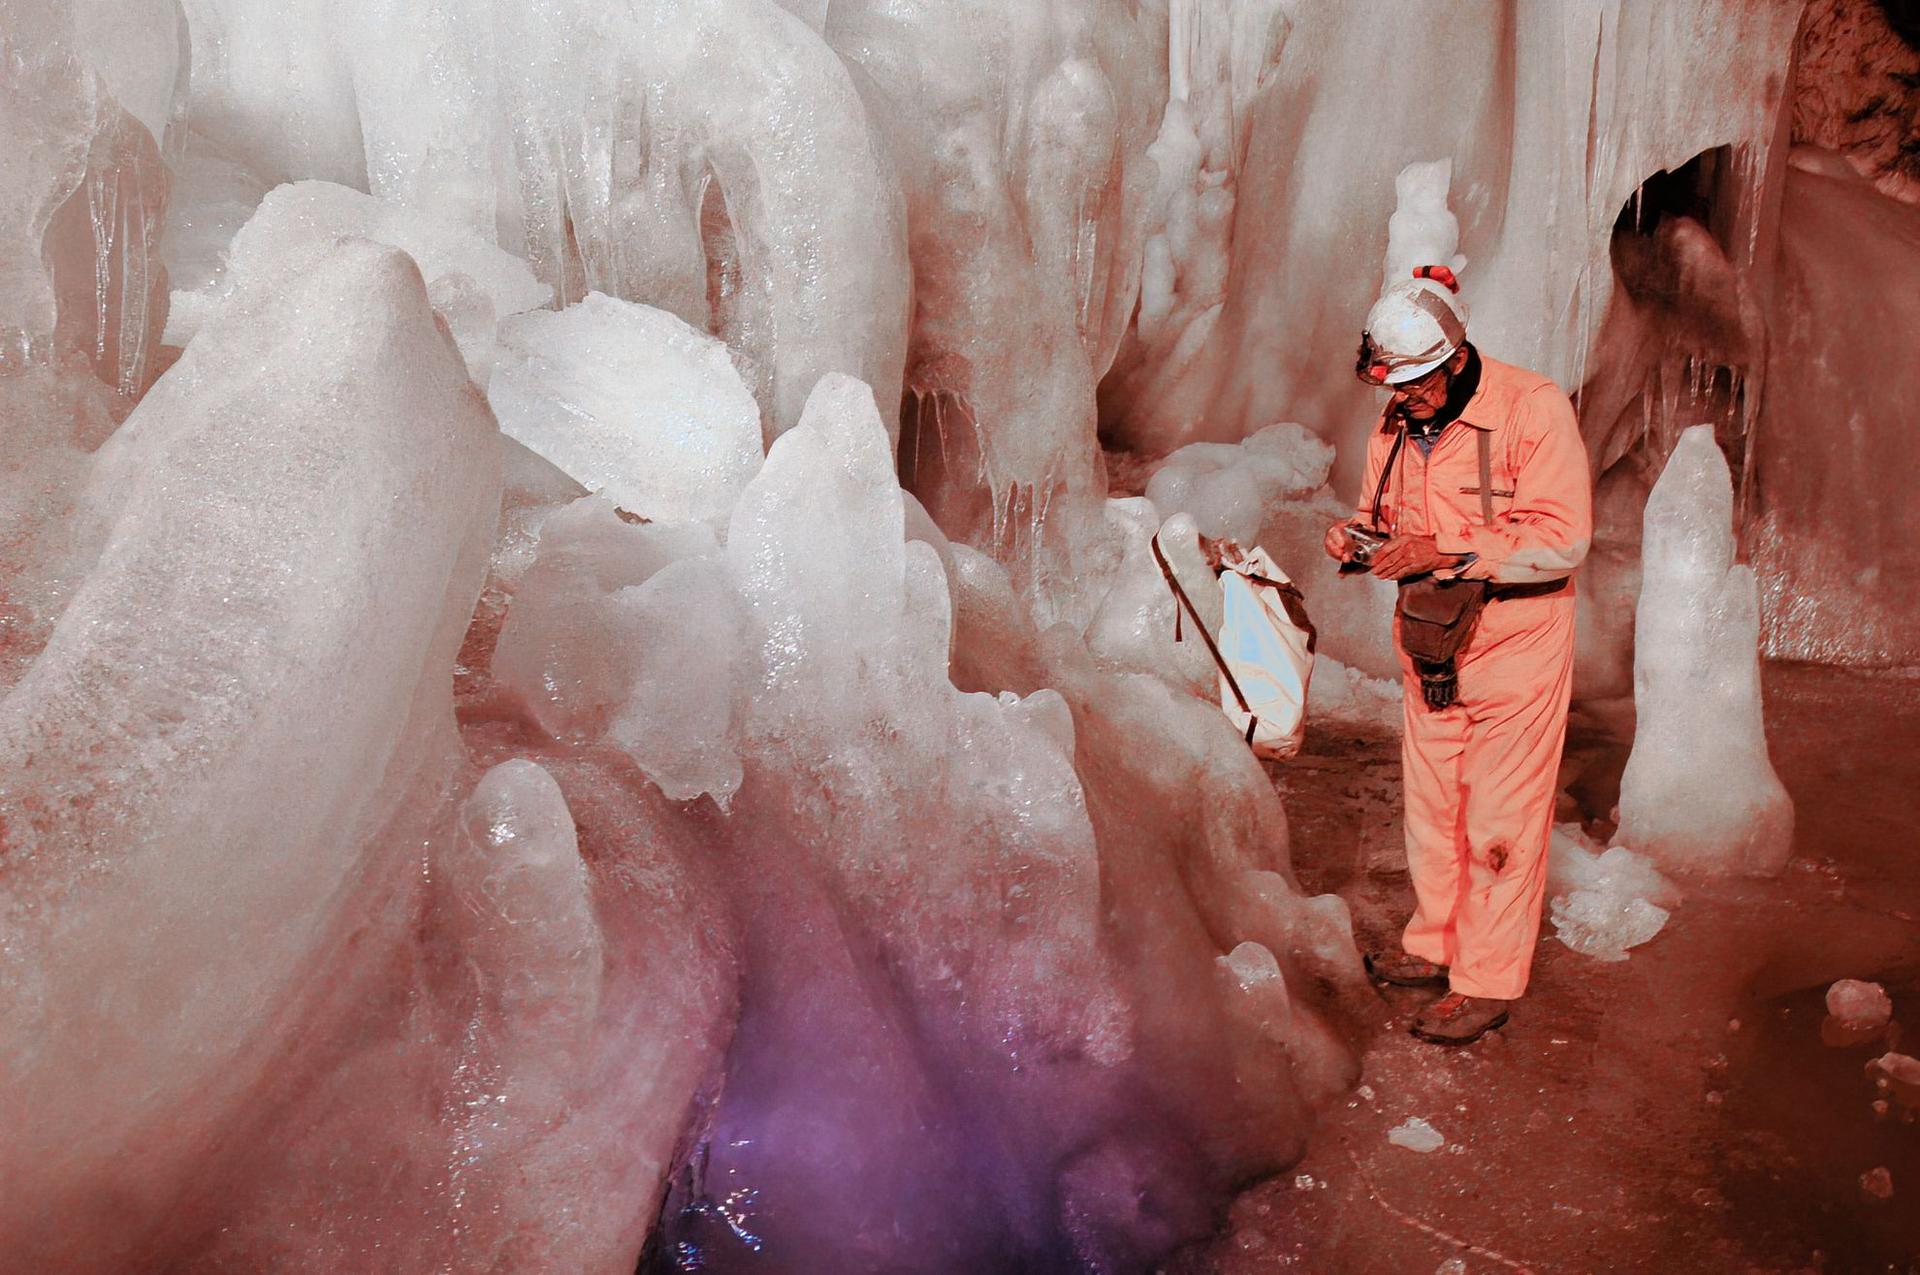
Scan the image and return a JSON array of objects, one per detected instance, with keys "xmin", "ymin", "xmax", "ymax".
[
  {"xmin": 1364, "ymin": 953, "xmax": 1450, "ymax": 989},
  {"xmin": 1410, "ymin": 1010, "xmax": 1510, "ymax": 1045}
]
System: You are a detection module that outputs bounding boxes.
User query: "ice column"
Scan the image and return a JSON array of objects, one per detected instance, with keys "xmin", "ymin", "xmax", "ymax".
[{"xmin": 1614, "ymin": 425, "xmax": 1792, "ymax": 875}]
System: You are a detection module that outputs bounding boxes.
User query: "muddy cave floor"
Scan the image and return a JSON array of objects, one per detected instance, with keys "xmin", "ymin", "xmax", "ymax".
[{"xmin": 1164, "ymin": 662, "xmax": 1920, "ymax": 1275}]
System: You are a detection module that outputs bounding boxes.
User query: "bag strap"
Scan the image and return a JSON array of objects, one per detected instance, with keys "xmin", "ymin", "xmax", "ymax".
[
  {"xmin": 1476, "ymin": 427, "xmax": 1493, "ymax": 526},
  {"xmin": 1151, "ymin": 532, "xmax": 1258, "ymax": 743}
]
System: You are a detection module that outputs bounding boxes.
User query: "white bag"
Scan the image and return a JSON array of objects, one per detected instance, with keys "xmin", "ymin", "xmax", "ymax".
[
  {"xmin": 1217, "ymin": 548, "xmax": 1315, "ymax": 759},
  {"xmin": 1151, "ymin": 534, "xmax": 1316, "ymax": 761}
]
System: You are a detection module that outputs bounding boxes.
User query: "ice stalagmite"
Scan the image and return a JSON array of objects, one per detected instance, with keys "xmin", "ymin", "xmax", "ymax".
[
  {"xmin": 1615, "ymin": 425, "xmax": 1792, "ymax": 875},
  {"xmin": 0, "ymin": 239, "xmax": 500, "ymax": 1270}
]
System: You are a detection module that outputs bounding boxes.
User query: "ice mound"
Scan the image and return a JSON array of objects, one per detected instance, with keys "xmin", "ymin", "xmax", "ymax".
[
  {"xmin": 1547, "ymin": 824, "xmax": 1680, "ymax": 961},
  {"xmin": 609, "ymin": 376, "xmax": 1364, "ymax": 1265},
  {"xmin": 1827, "ymin": 980, "xmax": 1894, "ymax": 1031},
  {"xmin": 1615, "ymin": 426, "xmax": 1794, "ymax": 876},
  {"xmin": 489, "ymin": 293, "xmax": 764, "ymax": 527},
  {"xmin": 1146, "ymin": 421, "xmax": 1336, "ymax": 545},
  {"xmin": 0, "ymin": 238, "xmax": 501, "ymax": 1266},
  {"xmin": 168, "ymin": 180, "xmax": 552, "ymax": 378}
]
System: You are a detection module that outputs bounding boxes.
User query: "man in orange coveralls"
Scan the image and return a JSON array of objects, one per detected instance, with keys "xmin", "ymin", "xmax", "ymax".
[{"xmin": 1323, "ymin": 266, "xmax": 1592, "ymax": 1045}]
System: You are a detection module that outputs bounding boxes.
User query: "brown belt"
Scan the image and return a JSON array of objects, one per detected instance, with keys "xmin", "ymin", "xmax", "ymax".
[{"xmin": 1488, "ymin": 577, "xmax": 1570, "ymax": 602}]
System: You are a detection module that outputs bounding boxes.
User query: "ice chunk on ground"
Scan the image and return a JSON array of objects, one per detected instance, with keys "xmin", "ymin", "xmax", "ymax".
[
  {"xmin": 489, "ymin": 293, "xmax": 764, "ymax": 528},
  {"xmin": 1388, "ymin": 1117, "xmax": 1446, "ymax": 1153},
  {"xmin": 1615, "ymin": 426, "xmax": 1794, "ymax": 875},
  {"xmin": 1861, "ymin": 1166, "xmax": 1895, "ymax": 1201},
  {"xmin": 1827, "ymin": 979, "xmax": 1894, "ymax": 1031},
  {"xmin": 1868, "ymin": 1053, "xmax": 1920, "ymax": 1108},
  {"xmin": 1547, "ymin": 823, "xmax": 1680, "ymax": 961}
]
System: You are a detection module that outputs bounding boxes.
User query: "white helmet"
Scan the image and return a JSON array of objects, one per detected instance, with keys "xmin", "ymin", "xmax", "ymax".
[{"xmin": 1357, "ymin": 265, "xmax": 1468, "ymax": 385}]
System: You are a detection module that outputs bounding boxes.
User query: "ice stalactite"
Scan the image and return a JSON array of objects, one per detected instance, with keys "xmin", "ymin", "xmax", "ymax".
[
  {"xmin": 1614, "ymin": 425, "xmax": 1793, "ymax": 877},
  {"xmin": 1105, "ymin": 0, "xmax": 1802, "ymax": 498},
  {"xmin": 1099, "ymin": 0, "xmax": 1290, "ymax": 458},
  {"xmin": 2, "ymin": 0, "xmax": 181, "ymax": 402},
  {"xmin": 176, "ymin": 0, "xmax": 911, "ymax": 444},
  {"xmin": 823, "ymin": 0, "xmax": 1166, "ymax": 620}
]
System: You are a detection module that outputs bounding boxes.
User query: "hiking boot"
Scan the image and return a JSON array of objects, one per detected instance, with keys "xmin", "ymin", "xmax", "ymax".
[
  {"xmin": 1364, "ymin": 951, "xmax": 1450, "ymax": 988},
  {"xmin": 1410, "ymin": 992, "xmax": 1511, "ymax": 1045}
]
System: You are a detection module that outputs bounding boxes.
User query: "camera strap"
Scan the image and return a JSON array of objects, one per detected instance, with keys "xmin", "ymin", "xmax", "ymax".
[{"xmin": 1369, "ymin": 423, "xmax": 1493, "ymax": 531}]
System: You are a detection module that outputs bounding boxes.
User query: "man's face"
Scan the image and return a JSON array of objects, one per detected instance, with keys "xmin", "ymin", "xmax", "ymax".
[
  {"xmin": 1384, "ymin": 345, "xmax": 1470, "ymax": 422},
  {"xmin": 1386, "ymin": 364, "xmax": 1451, "ymax": 421}
]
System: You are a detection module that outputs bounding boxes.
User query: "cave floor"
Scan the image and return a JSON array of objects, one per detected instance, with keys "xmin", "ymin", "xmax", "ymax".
[{"xmin": 1166, "ymin": 663, "xmax": 1920, "ymax": 1275}]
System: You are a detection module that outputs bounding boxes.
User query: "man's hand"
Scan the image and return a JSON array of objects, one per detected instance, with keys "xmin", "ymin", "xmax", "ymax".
[
  {"xmin": 1369, "ymin": 533, "xmax": 1457, "ymax": 580},
  {"xmin": 1323, "ymin": 521, "xmax": 1355, "ymax": 563}
]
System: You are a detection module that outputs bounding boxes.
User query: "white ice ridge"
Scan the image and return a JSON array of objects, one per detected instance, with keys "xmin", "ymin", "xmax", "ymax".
[{"xmin": 1614, "ymin": 425, "xmax": 1794, "ymax": 876}]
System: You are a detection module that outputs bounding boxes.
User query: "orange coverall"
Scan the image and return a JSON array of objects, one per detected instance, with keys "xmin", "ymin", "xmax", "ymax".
[{"xmin": 1356, "ymin": 354, "xmax": 1593, "ymax": 1000}]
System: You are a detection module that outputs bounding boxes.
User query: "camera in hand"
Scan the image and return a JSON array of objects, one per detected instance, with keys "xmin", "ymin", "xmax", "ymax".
[{"xmin": 1340, "ymin": 524, "xmax": 1388, "ymax": 573}]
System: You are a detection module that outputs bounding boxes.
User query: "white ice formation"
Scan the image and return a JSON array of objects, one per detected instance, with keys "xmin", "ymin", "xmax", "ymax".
[
  {"xmin": 1615, "ymin": 426, "xmax": 1794, "ymax": 876},
  {"xmin": 0, "ymin": 0, "xmax": 1868, "ymax": 1269}
]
